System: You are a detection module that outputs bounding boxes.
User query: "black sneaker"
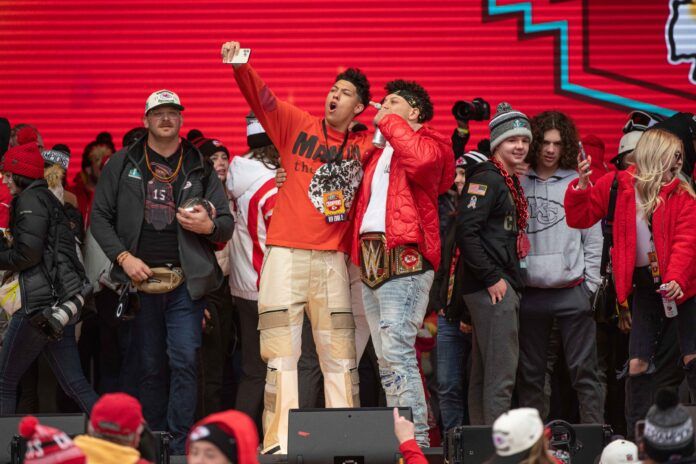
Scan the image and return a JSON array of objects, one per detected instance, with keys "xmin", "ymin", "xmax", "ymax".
[{"xmin": 261, "ymin": 445, "xmax": 282, "ymax": 455}]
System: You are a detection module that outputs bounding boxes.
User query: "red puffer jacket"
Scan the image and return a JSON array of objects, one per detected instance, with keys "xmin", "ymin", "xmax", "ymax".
[
  {"xmin": 564, "ymin": 167, "xmax": 696, "ymax": 305},
  {"xmin": 351, "ymin": 114, "xmax": 454, "ymax": 271}
]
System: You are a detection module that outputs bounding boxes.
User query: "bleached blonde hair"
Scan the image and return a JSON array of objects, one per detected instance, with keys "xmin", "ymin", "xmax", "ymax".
[{"xmin": 632, "ymin": 128, "xmax": 695, "ymax": 218}]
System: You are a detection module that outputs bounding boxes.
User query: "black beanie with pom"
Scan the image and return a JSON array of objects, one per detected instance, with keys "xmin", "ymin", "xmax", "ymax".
[{"xmin": 643, "ymin": 389, "xmax": 695, "ymax": 462}]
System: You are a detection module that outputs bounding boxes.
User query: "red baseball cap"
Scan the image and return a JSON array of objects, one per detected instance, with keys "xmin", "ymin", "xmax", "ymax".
[{"xmin": 90, "ymin": 393, "xmax": 145, "ymax": 437}]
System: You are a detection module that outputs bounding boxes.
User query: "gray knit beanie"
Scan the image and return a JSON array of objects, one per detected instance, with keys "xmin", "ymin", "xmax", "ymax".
[
  {"xmin": 644, "ymin": 389, "xmax": 694, "ymax": 462},
  {"xmin": 489, "ymin": 102, "xmax": 533, "ymax": 152}
]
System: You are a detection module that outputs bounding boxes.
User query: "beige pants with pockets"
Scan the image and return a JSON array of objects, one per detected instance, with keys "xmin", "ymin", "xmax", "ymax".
[{"xmin": 257, "ymin": 246, "xmax": 359, "ymax": 452}]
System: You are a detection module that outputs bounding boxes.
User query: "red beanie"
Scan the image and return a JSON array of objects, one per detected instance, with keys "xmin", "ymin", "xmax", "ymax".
[
  {"xmin": 19, "ymin": 416, "xmax": 86, "ymax": 464},
  {"xmin": 1, "ymin": 141, "xmax": 45, "ymax": 179},
  {"xmin": 16, "ymin": 126, "xmax": 39, "ymax": 145}
]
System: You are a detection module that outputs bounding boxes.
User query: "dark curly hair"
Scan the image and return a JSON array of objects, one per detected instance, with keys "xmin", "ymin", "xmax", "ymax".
[
  {"xmin": 528, "ymin": 111, "xmax": 579, "ymax": 170},
  {"xmin": 335, "ymin": 68, "xmax": 371, "ymax": 108},
  {"xmin": 384, "ymin": 79, "xmax": 434, "ymax": 123}
]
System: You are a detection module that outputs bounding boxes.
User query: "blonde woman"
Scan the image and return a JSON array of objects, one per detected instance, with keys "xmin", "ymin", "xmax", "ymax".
[{"xmin": 564, "ymin": 128, "xmax": 696, "ymax": 435}]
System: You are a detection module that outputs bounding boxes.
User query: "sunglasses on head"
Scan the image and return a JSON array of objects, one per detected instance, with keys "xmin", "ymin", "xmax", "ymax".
[{"xmin": 623, "ymin": 110, "xmax": 661, "ymax": 134}]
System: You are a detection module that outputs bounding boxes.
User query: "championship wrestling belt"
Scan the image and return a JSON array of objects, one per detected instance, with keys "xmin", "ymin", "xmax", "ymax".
[{"xmin": 359, "ymin": 233, "xmax": 428, "ymax": 289}]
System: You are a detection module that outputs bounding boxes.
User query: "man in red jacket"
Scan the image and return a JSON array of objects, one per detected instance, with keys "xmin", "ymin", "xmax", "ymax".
[{"xmin": 351, "ymin": 80, "xmax": 454, "ymax": 447}]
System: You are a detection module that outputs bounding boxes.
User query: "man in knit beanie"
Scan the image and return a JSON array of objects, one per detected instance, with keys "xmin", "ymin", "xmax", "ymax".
[
  {"xmin": 186, "ymin": 410, "xmax": 260, "ymax": 464},
  {"xmin": 641, "ymin": 389, "xmax": 695, "ymax": 463},
  {"xmin": 455, "ymin": 102, "xmax": 532, "ymax": 424},
  {"xmin": 191, "ymin": 136, "xmax": 230, "ymax": 183}
]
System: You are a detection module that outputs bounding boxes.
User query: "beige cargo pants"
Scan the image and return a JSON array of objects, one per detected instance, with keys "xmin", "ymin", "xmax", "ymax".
[{"xmin": 257, "ymin": 246, "xmax": 359, "ymax": 452}]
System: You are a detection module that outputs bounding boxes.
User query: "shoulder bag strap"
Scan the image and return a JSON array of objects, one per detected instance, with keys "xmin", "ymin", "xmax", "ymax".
[{"xmin": 599, "ymin": 173, "xmax": 619, "ymax": 277}]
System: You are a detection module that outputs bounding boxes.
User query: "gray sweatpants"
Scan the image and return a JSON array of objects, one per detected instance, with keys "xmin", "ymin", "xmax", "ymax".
[{"xmin": 464, "ymin": 282, "xmax": 520, "ymax": 425}]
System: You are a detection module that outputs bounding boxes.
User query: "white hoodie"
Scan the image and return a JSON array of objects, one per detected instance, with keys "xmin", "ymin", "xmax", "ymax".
[{"xmin": 226, "ymin": 154, "xmax": 277, "ymax": 300}]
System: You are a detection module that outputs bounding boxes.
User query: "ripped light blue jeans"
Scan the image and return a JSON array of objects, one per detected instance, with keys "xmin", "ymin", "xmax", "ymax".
[{"xmin": 363, "ymin": 271, "xmax": 434, "ymax": 447}]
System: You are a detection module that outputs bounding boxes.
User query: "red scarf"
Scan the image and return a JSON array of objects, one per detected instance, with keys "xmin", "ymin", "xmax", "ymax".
[{"xmin": 490, "ymin": 158, "xmax": 530, "ymax": 259}]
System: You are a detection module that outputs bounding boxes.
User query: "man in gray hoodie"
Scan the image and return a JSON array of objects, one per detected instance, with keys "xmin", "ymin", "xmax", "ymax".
[{"xmin": 516, "ymin": 111, "xmax": 604, "ymax": 423}]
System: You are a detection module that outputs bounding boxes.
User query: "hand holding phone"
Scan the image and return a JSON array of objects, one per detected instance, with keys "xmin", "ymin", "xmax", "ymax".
[
  {"xmin": 578, "ymin": 141, "xmax": 588, "ymax": 161},
  {"xmin": 221, "ymin": 42, "xmax": 251, "ymax": 66},
  {"xmin": 576, "ymin": 145, "xmax": 592, "ymax": 190}
]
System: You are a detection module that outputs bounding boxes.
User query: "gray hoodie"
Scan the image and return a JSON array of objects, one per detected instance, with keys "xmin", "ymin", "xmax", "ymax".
[{"xmin": 520, "ymin": 168, "xmax": 602, "ymax": 292}]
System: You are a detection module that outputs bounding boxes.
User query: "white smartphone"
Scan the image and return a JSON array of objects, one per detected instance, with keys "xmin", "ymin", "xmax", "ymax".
[{"xmin": 224, "ymin": 48, "xmax": 251, "ymax": 64}]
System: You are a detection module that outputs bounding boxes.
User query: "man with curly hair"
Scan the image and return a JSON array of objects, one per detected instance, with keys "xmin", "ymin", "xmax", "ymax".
[
  {"xmin": 516, "ymin": 110, "xmax": 604, "ymax": 422},
  {"xmin": 221, "ymin": 41, "xmax": 374, "ymax": 454},
  {"xmin": 351, "ymin": 79, "xmax": 454, "ymax": 447}
]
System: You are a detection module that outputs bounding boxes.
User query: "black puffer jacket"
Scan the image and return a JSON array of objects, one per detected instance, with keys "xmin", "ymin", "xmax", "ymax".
[
  {"xmin": 90, "ymin": 137, "xmax": 234, "ymax": 300},
  {"xmin": 455, "ymin": 160, "xmax": 523, "ymax": 293},
  {"xmin": 0, "ymin": 180, "xmax": 85, "ymax": 314}
]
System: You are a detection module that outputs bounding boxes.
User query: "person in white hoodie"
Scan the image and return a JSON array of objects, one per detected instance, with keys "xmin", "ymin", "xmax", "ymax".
[
  {"xmin": 226, "ymin": 113, "xmax": 279, "ymax": 438},
  {"xmin": 516, "ymin": 111, "xmax": 604, "ymax": 423}
]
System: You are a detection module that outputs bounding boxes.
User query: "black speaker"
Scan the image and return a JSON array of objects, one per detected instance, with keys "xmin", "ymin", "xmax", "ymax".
[
  {"xmin": 137, "ymin": 429, "xmax": 171, "ymax": 464},
  {"xmin": 0, "ymin": 414, "xmax": 86, "ymax": 464},
  {"xmin": 287, "ymin": 407, "xmax": 413, "ymax": 464},
  {"xmin": 546, "ymin": 421, "xmax": 612, "ymax": 464},
  {"xmin": 444, "ymin": 426, "xmax": 493, "ymax": 464},
  {"xmin": 445, "ymin": 423, "xmax": 612, "ymax": 464}
]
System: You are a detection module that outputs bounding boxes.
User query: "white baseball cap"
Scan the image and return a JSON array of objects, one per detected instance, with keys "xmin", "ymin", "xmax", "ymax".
[
  {"xmin": 144, "ymin": 89, "xmax": 184, "ymax": 115},
  {"xmin": 618, "ymin": 131, "xmax": 643, "ymax": 156},
  {"xmin": 599, "ymin": 439, "xmax": 639, "ymax": 464},
  {"xmin": 492, "ymin": 408, "xmax": 544, "ymax": 458}
]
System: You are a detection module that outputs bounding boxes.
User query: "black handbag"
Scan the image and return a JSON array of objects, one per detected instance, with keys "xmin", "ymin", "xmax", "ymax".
[{"xmin": 592, "ymin": 174, "xmax": 620, "ymax": 324}]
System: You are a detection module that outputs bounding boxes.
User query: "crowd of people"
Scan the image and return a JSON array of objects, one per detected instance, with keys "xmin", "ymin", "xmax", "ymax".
[{"xmin": 0, "ymin": 39, "xmax": 695, "ymax": 463}]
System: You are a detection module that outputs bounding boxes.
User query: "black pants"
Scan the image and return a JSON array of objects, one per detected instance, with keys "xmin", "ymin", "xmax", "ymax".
[
  {"xmin": 199, "ymin": 281, "xmax": 236, "ymax": 418},
  {"xmin": 517, "ymin": 285, "xmax": 604, "ymax": 423},
  {"xmin": 625, "ymin": 267, "xmax": 695, "ymax": 436},
  {"xmin": 596, "ymin": 321, "xmax": 629, "ymax": 435},
  {"xmin": 234, "ymin": 296, "xmax": 266, "ymax": 438},
  {"xmin": 298, "ymin": 314, "xmax": 324, "ymax": 408},
  {"xmin": 94, "ymin": 289, "xmax": 138, "ymax": 396}
]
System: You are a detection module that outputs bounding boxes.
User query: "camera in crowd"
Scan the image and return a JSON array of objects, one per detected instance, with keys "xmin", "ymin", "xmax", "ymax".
[{"xmin": 452, "ymin": 97, "xmax": 491, "ymax": 122}]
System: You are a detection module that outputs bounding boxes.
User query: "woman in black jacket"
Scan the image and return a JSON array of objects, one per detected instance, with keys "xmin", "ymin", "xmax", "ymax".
[{"xmin": 0, "ymin": 139, "xmax": 98, "ymax": 414}]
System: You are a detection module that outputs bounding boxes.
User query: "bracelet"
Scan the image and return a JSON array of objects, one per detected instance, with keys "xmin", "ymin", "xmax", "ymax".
[{"xmin": 116, "ymin": 251, "xmax": 131, "ymax": 267}]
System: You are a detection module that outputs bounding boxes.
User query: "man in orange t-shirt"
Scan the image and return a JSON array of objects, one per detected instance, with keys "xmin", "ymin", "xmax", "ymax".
[{"xmin": 221, "ymin": 41, "xmax": 373, "ymax": 453}]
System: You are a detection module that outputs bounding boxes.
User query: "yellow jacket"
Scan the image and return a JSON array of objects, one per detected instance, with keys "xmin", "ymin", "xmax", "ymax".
[{"xmin": 73, "ymin": 434, "xmax": 144, "ymax": 464}]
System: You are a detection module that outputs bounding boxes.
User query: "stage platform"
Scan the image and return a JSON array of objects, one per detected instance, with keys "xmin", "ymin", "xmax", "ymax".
[{"xmin": 169, "ymin": 447, "xmax": 445, "ymax": 464}]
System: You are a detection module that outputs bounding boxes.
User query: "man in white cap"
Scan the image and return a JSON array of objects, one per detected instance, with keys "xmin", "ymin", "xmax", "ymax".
[
  {"xmin": 599, "ymin": 439, "xmax": 639, "ymax": 464},
  {"xmin": 91, "ymin": 89, "xmax": 233, "ymax": 453}
]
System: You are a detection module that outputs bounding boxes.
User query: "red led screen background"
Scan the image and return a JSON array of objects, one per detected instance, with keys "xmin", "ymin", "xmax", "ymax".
[{"xmin": 1, "ymin": 0, "xmax": 694, "ymax": 176}]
